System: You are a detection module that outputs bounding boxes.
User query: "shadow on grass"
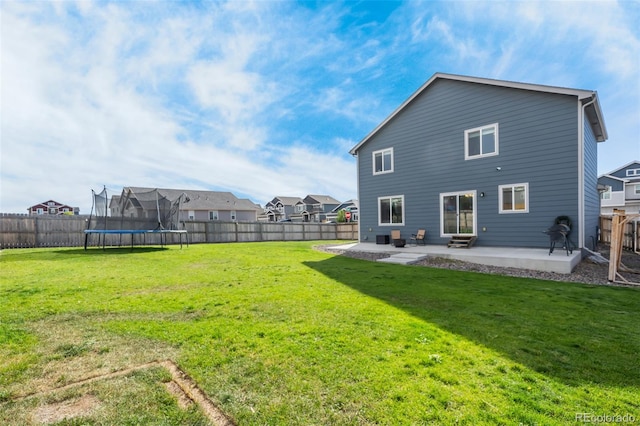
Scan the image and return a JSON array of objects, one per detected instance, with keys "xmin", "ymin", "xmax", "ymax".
[
  {"xmin": 0, "ymin": 247, "xmax": 169, "ymax": 263},
  {"xmin": 304, "ymin": 256, "xmax": 640, "ymax": 388},
  {"xmin": 59, "ymin": 247, "xmax": 169, "ymax": 255}
]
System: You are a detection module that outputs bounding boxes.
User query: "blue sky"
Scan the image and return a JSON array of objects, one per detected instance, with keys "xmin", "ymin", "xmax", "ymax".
[{"xmin": 1, "ymin": 0, "xmax": 639, "ymax": 214}]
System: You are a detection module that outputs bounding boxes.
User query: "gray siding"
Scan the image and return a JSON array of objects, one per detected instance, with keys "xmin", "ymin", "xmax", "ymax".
[
  {"xmin": 583, "ymin": 118, "xmax": 600, "ymax": 250},
  {"xmin": 598, "ymin": 176, "xmax": 625, "ymax": 192},
  {"xmin": 356, "ymin": 79, "xmax": 582, "ymax": 248}
]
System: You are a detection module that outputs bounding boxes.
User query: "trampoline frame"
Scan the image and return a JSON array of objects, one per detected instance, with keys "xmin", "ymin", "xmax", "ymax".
[{"xmin": 84, "ymin": 229, "xmax": 188, "ymax": 250}]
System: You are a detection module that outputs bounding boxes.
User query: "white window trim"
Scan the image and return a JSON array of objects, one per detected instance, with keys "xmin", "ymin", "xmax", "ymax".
[
  {"xmin": 372, "ymin": 147, "xmax": 394, "ymax": 175},
  {"xmin": 626, "ymin": 168, "xmax": 640, "ymax": 177},
  {"xmin": 601, "ymin": 187, "xmax": 612, "ymax": 200},
  {"xmin": 439, "ymin": 191, "xmax": 477, "ymax": 237},
  {"xmin": 498, "ymin": 183, "xmax": 529, "ymax": 214},
  {"xmin": 464, "ymin": 123, "xmax": 499, "ymax": 160},
  {"xmin": 634, "ymin": 184, "xmax": 640, "ymax": 195},
  {"xmin": 209, "ymin": 210, "xmax": 219, "ymax": 221},
  {"xmin": 378, "ymin": 195, "xmax": 405, "ymax": 226}
]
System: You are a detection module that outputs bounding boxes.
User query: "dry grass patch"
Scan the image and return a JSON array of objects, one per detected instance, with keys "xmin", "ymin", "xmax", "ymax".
[
  {"xmin": 31, "ymin": 394, "xmax": 101, "ymax": 424},
  {"xmin": 4, "ymin": 359, "xmax": 230, "ymax": 426},
  {"xmin": 6, "ymin": 313, "xmax": 179, "ymax": 399}
]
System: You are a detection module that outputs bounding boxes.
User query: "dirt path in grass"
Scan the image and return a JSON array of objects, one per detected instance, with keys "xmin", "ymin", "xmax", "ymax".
[
  {"xmin": 15, "ymin": 359, "xmax": 235, "ymax": 426},
  {"xmin": 3, "ymin": 315, "xmax": 235, "ymax": 425}
]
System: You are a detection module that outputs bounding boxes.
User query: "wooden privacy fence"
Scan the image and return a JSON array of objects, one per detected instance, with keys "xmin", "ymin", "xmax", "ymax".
[
  {"xmin": 599, "ymin": 215, "xmax": 639, "ymax": 252},
  {"xmin": 0, "ymin": 214, "xmax": 358, "ymax": 249}
]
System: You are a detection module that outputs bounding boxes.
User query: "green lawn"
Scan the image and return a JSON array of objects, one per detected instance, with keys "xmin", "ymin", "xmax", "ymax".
[{"xmin": 1, "ymin": 242, "xmax": 639, "ymax": 425}]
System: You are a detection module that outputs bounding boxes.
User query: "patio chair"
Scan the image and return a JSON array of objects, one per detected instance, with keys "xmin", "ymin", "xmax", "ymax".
[
  {"xmin": 391, "ymin": 230, "xmax": 405, "ymax": 247},
  {"xmin": 409, "ymin": 229, "xmax": 426, "ymax": 246}
]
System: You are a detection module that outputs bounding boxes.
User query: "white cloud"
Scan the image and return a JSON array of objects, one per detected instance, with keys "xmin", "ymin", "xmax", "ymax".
[
  {"xmin": 187, "ymin": 62, "xmax": 262, "ymax": 120},
  {"xmin": 1, "ymin": 0, "xmax": 637, "ymax": 214},
  {"xmin": 0, "ymin": 1, "xmax": 361, "ymax": 213}
]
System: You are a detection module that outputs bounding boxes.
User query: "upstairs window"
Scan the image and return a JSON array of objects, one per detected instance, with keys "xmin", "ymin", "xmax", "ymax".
[
  {"xmin": 600, "ymin": 187, "xmax": 612, "ymax": 200},
  {"xmin": 373, "ymin": 148, "xmax": 394, "ymax": 175},
  {"xmin": 626, "ymin": 168, "xmax": 640, "ymax": 177},
  {"xmin": 499, "ymin": 183, "xmax": 528, "ymax": 213},
  {"xmin": 465, "ymin": 124, "xmax": 498, "ymax": 160},
  {"xmin": 209, "ymin": 211, "xmax": 219, "ymax": 221}
]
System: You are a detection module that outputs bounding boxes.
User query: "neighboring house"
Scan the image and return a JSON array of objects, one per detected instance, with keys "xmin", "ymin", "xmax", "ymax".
[
  {"xmin": 291, "ymin": 195, "xmax": 341, "ymax": 222},
  {"xmin": 598, "ymin": 160, "xmax": 640, "ymax": 216},
  {"xmin": 325, "ymin": 199, "xmax": 359, "ymax": 223},
  {"xmin": 349, "ymin": 73, "xmax": 607, "ymax": 251},
  {"xmin": 261, "ymin": 195, "xmax": 345, "ymax": 222},
  {"xmin": 262, "ymin": 196, "xmax": 304, "ymax": 222},
  {"xmin": 115, "ymin": 187, "xmax": 261, "ymax": 222},
  {"xmin": 28, "ymin": 200, "xmax": 78, "ymax": 215}
]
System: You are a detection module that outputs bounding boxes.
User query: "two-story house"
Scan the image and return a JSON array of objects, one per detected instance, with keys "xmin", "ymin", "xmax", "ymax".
[
  {"xmin": 115, "ymin": 187, "xmax": 261, "ymax": 222},
  {"xmin": 262, "ymin": 195, "xmax": 344, "ymax": 222},
  {"xmin": 262, "ymin": 196, "xmax": 304, "ymax": 222},
  {"xmin": 598, "ymin": 161, "xmax": 640, "ymax": 216},
  {"xmin": 350, "ymin": 73, "xmax": 607, "ymax": 251},
  {"xmin": 292, "ymin": 195, "xmax": 341, "ymax": 222},
  {"xmin": 28, "ymin": 200, "xmax": 78, "ymax": 215}
]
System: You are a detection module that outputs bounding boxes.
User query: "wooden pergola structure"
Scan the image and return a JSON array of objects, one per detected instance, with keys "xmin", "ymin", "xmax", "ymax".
[{"xmin": 608, "ymin": 209, "xmax": 640, "ymax": 285}]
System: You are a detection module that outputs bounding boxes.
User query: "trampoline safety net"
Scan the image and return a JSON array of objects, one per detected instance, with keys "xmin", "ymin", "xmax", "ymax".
[{"xmin": 87, "ymin": 187, "xmax": 186, "ymax": 232}]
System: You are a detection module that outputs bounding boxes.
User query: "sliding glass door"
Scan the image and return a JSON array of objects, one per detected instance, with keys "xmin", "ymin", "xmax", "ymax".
[{"xmin": 440, "ymin": 191, "xmax": 476, "ymax": 236}]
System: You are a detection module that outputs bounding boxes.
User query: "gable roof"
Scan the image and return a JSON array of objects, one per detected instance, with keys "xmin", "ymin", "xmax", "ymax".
[
  {"xmin": 601, "ymin": 160, "xmax": 640, "ymax": 176},
  {"xmin": 303, "ymin": 194, "xmax": 341, "ymax": 205},
  {"xmin": 349, "ymin": 72, "xmax": 608, "ymax": 155},
  {"xmin": 125, "ymin": 187, "xmax": 261, "ymax": 211},
  {"xmin": 29, "ymin": 200, "xmax": 74, "ymax": 209},
  {"xmin": 270, "ymin": 196, "xmax": 304, "ymax": 206}
]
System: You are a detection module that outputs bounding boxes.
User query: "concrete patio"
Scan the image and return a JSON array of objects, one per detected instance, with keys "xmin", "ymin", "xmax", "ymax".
[{"xmin": 330, "ymin": 242, "xmax": 582, "ymax": 274}]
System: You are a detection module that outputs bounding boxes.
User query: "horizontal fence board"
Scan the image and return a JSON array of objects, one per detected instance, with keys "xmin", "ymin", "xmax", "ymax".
[{"xmin": 0, "ymin": 215, "xmax": 358, "ymax": 249}]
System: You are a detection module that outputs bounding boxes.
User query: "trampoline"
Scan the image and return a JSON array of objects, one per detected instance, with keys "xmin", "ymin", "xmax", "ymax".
[
  {"xmin": 84, "ymin": 187, "xmax": 189, "ymax": 250},
  {"xmin": 84, "ymin": 229, "xmax": 188, "ymax": 250}
]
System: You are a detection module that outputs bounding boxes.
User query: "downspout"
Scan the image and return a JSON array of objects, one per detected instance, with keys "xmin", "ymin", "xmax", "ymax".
[
  {"xmin": 578, "ymin": 95, "xmax": 597, "ymax": 251},
  {"xmin": 352, "ymin": 151, "xmax": 362, "ymax": 242}
]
